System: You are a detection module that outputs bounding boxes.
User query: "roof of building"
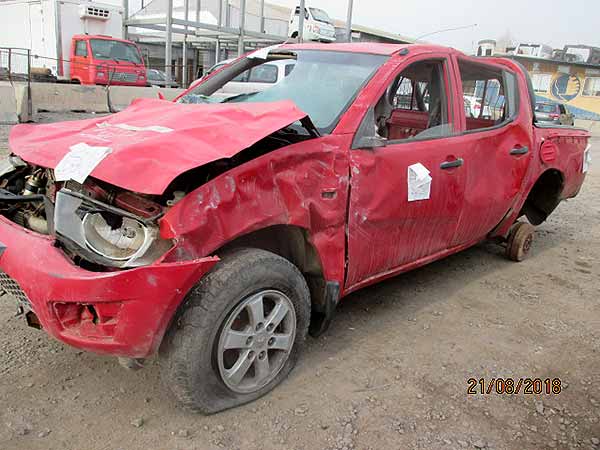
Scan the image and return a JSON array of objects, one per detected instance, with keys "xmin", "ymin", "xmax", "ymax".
[
  {"xmin": 332, "ymin": 19, "xmax": 415, "ymax": 44},
  {"xmin": 508, "ymin": 53, "xmax": 600, "ymax": 70}
]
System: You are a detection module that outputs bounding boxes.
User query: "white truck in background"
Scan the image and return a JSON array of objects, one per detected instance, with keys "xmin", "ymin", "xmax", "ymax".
[
  {"xmin": 288, "ymin": 5, "xmax": 336, "ymax": 43},
  {"xmin": 0, "ymin": 0, "xmax": 125, "ymax": 80}
]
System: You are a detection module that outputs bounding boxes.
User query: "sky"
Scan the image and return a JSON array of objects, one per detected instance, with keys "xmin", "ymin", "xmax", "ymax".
[{"xmin": 272, "ymin": 0, "xmax": 599, "ymax": 53}]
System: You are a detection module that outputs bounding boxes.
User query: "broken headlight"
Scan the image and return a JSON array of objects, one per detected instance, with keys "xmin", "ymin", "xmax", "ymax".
[{"xmin": 54, "ymin": 189, "xmax": 171, "ymax": 268}]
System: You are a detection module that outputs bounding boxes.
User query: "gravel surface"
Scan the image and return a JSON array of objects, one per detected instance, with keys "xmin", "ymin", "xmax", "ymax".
[{"xmin": 0, "ymin": 115, "xmax": 599, "ymax": 450}]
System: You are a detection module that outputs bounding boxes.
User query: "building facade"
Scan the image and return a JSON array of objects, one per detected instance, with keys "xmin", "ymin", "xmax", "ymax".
[{"xmin": 512, "ymin": 56, "xmax": 600, "ymax": 121}]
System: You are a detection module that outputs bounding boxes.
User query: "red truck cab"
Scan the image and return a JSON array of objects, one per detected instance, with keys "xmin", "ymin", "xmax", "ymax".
[
  {"xmin": 1, "ymin": 43, "xmax": 592, "ymax": 414},
  {"xmin": 69, "ymin": 34, "xmax": 146, "ymax": 86}
]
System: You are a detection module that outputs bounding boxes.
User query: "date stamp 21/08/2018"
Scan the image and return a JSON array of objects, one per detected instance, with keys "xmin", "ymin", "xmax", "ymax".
[{"xmin": 467, "ymin": 378, "xmax": 562, "ymax": 395}]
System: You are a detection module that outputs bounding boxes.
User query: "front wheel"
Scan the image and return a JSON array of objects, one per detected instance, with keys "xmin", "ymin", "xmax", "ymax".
[{"xmin": 160, "ymin": 248, "xmax": 311, "ymax": 414}]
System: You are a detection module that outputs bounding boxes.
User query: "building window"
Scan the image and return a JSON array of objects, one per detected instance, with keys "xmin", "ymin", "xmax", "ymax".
[
  {"xmin": 583, "ymin": 77, "xmax": 600, "ymax": 97},
  {"xmin": 531, "ymin": 73, "xmax": 552, "ymax": 93}
]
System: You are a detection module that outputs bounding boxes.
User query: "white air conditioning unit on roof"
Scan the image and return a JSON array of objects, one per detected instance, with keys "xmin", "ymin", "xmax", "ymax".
[{"xmin": 79, "ymin": 5, "xmax": 111, "ymax": 20}]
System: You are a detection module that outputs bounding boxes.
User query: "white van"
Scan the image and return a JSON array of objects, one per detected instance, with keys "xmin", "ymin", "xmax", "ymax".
[
  {"xmin": 197, "ymin": 59, "xmax": 296, "ymax": 97},
  {"xmin": 288, "ymin": 6, "xmax": 336, "ymax": 43}
]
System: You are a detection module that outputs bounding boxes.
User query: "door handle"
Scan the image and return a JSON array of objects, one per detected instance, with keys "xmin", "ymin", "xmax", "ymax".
[
  {"xmin": 510, "ymin": 146, "xmax": 529, "ymax": 155},
  {"xmin": 440, "ymin": 158, "xmax": 464, "ymax": 169}
]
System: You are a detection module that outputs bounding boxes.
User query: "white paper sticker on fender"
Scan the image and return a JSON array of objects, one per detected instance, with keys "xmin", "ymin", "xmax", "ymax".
[{"xmin": 54, "ymin": 143, "xmax": 112, "ymax": 184}]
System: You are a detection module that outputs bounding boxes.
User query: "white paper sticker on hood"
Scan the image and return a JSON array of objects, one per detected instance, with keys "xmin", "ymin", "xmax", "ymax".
[
  {"xmin": 54, "ymin": 143, "xmax": 112, "ymax": 184},
  {"xmin": 407, "ymin": 163, "xmax": 432, "ymax": 202}
]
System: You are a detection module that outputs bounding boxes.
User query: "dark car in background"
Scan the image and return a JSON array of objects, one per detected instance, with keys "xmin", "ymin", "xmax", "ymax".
[{"xmin": 535, "ymin": 102, "xmax": 575, "ymax": 126}]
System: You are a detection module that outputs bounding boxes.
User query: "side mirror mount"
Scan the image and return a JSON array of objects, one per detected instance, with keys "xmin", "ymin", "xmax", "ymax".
[
  {"xmin": 157, "ymin": 91, "xmax": 166, "ymax": 100},
  {"xmin": 351, "ymin": 107, "xmax": 387, "ymax": 150},
  {"xmin": 355, "ymin": 135, "xmax": 387, "ymax": 149}
]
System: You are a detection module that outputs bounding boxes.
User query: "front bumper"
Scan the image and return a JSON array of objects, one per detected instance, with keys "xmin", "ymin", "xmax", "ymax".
[{"xmin": 0, "ymin": 217, "xmax": 218, "ymax": 358}]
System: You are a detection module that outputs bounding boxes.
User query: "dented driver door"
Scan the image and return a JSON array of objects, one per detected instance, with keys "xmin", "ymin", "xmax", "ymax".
[{"xmin": 345, "ymin": 56, "xmax": 467, "ymax": 290}]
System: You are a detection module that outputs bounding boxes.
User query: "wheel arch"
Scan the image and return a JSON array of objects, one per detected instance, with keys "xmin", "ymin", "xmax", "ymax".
[
  {"xmin": 217, "ymin": 224, "xmax": 331, "ymax": 316},
  {"xmin": 520, "ymin": 168, "xmax": 565, "ymax": 225}
]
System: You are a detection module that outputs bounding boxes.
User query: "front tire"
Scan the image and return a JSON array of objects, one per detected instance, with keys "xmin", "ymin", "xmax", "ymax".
[{"xmin": 160, "ymin": 248, "xmax": 311, "ymax": 414}]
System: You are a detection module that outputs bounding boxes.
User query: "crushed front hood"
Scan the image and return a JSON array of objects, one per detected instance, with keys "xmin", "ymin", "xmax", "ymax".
[{"xmin": 9, "ymin": 98, "xmax": 307, "ymax": 195}]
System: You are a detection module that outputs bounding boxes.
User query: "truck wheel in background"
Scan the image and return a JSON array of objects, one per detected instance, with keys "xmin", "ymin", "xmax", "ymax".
[
  {"xmin": 160, "ymin": 248, "xmax": 311, "ymax": 414},
  {"xmin": 505, "ymin": 222, "xmax": 535, "ymax": 262}
]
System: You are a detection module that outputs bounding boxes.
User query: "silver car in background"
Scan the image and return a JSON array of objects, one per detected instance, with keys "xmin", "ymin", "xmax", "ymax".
[{"xmin": 535, "ymin": 102, "xmax": 575, "ymax": 126}]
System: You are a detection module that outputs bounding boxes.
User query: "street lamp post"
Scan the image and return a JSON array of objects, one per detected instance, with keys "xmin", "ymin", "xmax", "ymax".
[
  {"xmin": 346, "ymin": 0, "xmax": 354, "ymax": 43},
  {"xmin": 297, "ymin": 0, "xmax": 305, "ymax": 42}
]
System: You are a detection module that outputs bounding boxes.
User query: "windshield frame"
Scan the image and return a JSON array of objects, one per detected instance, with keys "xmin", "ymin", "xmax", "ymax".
[
  {"xmin": 89, "ymin": 39, "xmax": 142, "ymax": 65},
  {"xmin": 178, "ymin": 50, "xmax": 389, "ymax": 135}
]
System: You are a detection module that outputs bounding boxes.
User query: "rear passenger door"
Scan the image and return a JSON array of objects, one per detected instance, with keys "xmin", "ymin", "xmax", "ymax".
[{"xmin": 450, "ymin": 58, "xmax": 533, "ymax": 246}]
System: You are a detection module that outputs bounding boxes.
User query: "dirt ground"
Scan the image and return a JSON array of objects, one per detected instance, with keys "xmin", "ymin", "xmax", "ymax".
[{"xmin": 0, "ymin": 114, "xmax": 599, "ymax": 450}]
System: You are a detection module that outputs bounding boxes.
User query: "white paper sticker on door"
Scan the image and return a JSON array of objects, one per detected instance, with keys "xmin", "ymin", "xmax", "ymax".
[{"xmin": 407, "ymin": 163, "xmax": 432, "ymax": 202}]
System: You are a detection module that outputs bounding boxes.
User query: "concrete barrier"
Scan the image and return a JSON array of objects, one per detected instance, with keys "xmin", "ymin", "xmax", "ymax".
[
  {"xmin": 0, "ymin": 81, "xmax": 18, "ymax": 124},
  {"xmin": 12, "ymin": 83, "xmax": 31, "ymax": 123},
  {"xmin": 108, "ymin": 86, "xmax": 185, "ymax": 111},
  {"xmin": 30, "ymin": 83, "xmax": 109, "ymax": 113}
]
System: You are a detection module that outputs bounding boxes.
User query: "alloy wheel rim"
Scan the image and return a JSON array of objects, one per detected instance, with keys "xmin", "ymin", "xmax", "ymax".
[{"xmin": 217, "ymin": 290, "xmax": 296, "ymax": 394}]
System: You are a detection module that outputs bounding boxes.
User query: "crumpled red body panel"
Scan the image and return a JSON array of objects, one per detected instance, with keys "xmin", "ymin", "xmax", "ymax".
[
  {"xmin": 160, "ymin": 135, "xmax": 352, "ymax": 286},
  {"xmin": 9, "ymin": 98, "xmax": 307, "ymax": 195}
]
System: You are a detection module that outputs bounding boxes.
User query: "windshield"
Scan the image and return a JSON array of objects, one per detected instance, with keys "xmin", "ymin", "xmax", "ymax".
[
  {"xmin": 90, "ymin": 39, "xmax": 142, "ymax": 64},
  {"xmin": 179, "ymin": 50, "xmax": 387, "ymax": 133},
  {"xmin": 310, "ymin": 8, "xmax": 332, "ymax": 24},
  {"xmin": 148, "ymin": 70, "xmax": 166, "ymax": 81},
  {"xmin": 535, "ymin": 103, "xmax": 558, "ymax": 113}
]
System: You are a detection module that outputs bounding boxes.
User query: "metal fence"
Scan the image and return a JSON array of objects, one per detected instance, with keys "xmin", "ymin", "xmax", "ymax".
[{"xmin": 0, "ymin": 48, "xmax": 31, "ymax": 82}]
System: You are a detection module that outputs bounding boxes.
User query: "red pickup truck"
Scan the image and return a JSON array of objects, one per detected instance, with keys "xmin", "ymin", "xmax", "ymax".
[{"xmin": 0, "ymin": 43, "xmax": 592, "ymax": 413}]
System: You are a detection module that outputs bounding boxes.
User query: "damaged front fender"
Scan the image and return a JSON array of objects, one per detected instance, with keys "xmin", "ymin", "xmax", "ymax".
[{"xmin": 159, "ymin": 134, "xmax": 352, "ymax": 286}]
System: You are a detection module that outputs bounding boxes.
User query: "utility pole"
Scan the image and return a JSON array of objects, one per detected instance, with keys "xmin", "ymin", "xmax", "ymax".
[
  {"xmin": 165, "ymin": 0, "xmax": 173, "ymax": 83},
  {"xmin": 215, "ymin": 0, "xmax": 223, "ymax": 64},
  {"xmin": 345, "ymin": 0, "xmax": 354, "ymax": 43},
  {"xmin": 123, "ymin": 0, "xmax": 129, "ymax": 39},
  {"xmin": 238, "ymin": 0, "xmax": 246, "ymax": 56},
  {"xmin": 260, "ymin": 0, "xmax": 265, "ymax": 33},
  {"xmin": 183, "ymin": 0, "xmax": 189, "ymax": 87},
  {"xmin": 297, "ymin": 0, "xmax": 305, "ymax": 42}
]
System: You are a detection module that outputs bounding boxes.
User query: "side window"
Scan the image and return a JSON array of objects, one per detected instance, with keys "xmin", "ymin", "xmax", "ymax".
[
  {"xmin": 248, "ymin": 64, "xmax": 278, "ymax": 83},
  {"xmin": 583, "ymin": 77, "xmax": 600, "ymax": 96},
  {"xmin": 285, "ymin": 64, "xmax": 295, "ymax": 77},
  {"xmin": 531, "ymin": 73, "xmax": 552, "ymax": 93},
  {"xmin": 459, "ymin": 60, "xmax": 517, "ymax": 131},
  {"xmin": 293, "ymin": 6, "xmax": 309, "ymax": 19},
  {"xmin": 232, "ymin": 70, "xmax": 249, "ymax": 82},
  {"xmin": 75, "ymin": 40, "xmax": 88, "ymax": 57},
  {"xmin": 372, "ymin": 59, "xmax": 451, "ymax": 141}
]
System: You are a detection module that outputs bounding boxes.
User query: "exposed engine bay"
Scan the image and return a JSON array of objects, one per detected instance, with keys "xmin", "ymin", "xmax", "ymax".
[
  {"xmin": 0, "ymin": 128, "xmax": 314, "ymax": 271},
  {"xmin": 0, "ymin": 155, "xmax": 174, "ymax": 271}
]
